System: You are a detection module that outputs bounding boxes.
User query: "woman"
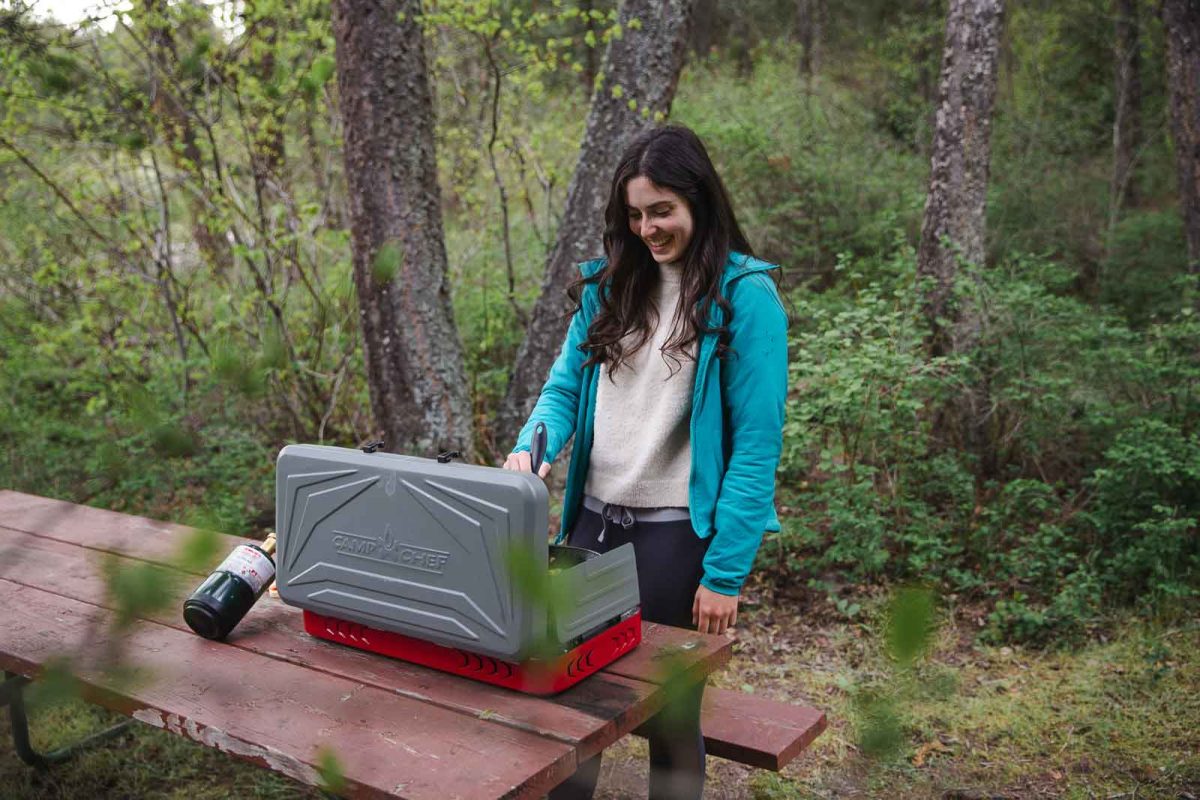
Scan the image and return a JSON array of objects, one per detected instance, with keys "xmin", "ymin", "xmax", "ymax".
[{"xmin": 504, "ymin": 124, "xmax": 788, "ymax": 799}]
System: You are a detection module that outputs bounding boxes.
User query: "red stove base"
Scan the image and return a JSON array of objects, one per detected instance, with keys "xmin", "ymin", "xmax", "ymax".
[{"xmin": 302, "ymin": 609, "xmax": 642, "ymax": 695}]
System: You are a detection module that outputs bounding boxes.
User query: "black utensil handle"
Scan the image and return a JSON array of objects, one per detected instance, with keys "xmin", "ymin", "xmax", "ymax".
[{"xmin": 530, "ymin": 422, "xmax": 548, "ymax": 474}]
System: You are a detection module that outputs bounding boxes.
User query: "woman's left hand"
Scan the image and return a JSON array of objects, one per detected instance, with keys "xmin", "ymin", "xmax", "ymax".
[{"xmin": 692, "ymin": 585, "xmax": 738, "ymax": 635}]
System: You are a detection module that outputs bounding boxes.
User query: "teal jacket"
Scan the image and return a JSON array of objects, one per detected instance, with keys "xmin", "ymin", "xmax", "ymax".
[{"xmin": 512, "ymin": 252, "xmax": 788, "ymax": 595}]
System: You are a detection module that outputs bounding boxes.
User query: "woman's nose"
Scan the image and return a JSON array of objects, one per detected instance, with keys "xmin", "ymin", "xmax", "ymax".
[{"xmin": 639, "ymin": 218, "xmax": 656, "ymax": 238}]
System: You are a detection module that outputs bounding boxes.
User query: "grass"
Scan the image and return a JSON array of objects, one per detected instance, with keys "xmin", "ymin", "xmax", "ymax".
[
  {"xmin": 4, "ymin": 595, "xmax": 1195, "ymax": 799},
  {"xmin": 584, "ymin": 589, "xmax": 1200, "ymax": 799}
]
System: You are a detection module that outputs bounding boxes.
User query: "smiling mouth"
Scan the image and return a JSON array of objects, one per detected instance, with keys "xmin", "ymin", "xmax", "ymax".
[{"xmin": 647, "ymin": 237, "xmax": 671, "ymax": 248}]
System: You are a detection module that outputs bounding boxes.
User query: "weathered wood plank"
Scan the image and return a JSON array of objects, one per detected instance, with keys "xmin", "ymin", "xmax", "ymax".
[
  {"xmin": 0, "ymin": 578, "xmax": 573, "ymax": 800},
  {"xmin": 0, "ymin": 524, "xmax": 663, "ymax": 761},
  {"xmin": 604, "ymin": 622, "xmax": 733, "ymax": 686},
  {"xmin": 701, "ymin": 687, "xmax": 827, "ymax": 770},
  {"xmin": 0, "ymin": 490, "xmax": 734, "ymax": 687},
  {"xmin": 0, "ymin": 489, "xmax": 237, "ymax": 570}
]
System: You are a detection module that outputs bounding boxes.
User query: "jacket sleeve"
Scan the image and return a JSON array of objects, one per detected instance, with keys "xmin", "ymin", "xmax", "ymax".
[
  {"xmin": 701, "ymin": 272, "xmax": 789, "ymax": 595},
  {"xmin": 511, "ymin": 291, "xmax": 595, "ymax": 465}
]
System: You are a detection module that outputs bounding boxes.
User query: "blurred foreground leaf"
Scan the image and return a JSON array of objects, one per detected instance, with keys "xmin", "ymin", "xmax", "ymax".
[
  {"xmin": 856, "ymin": 692, "xmax": 903, "ymax": 758},
  {"xmin": 856, "ymin": 587, "xmax": 940, "ymax": 762},
  {"xmin": 176, "ymin": 525, "xmax": 222, "ymax": 574},
  {"xmin": 887, "ymin": 586, "xmax": 935, "ymax": 666},
  {"xmin": 372, "ymin": 240, "xmax": 403, "ymax": 284},
  {"xmin": 24, "ymin": 657, "xmax": 81, "ymax": 710},
  {"xmin": 316, "ymin": 745, "xmax": 347, "ymax": 796},
  {"xmin": 504, "ymin": 545, "xmax": 571, "ymax": 661},
  {"xmin": 101, "ymin": 555, "xmax": 178, "ymax": 629}
]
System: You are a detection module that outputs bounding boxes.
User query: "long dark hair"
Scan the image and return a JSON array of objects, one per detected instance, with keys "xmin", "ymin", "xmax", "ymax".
[{"xmin": 571, "ymin": 124, "xmax": 753, "ymax": 376}]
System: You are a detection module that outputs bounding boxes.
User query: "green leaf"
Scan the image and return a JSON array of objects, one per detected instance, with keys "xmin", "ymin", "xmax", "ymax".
[
  {"xmin": 372, "ymin": 240, "xmax": 403, "ymax": 283},
  {"xmin": 309, "ymin": 55, "xmax": 336, "ymax": 86},
  {"xmin": 115, "ymin": 131, "xmax": 148, "ymax": 151},
  {"xmin": 177, "ymin": 526, "xmax": 222, "ymax": 573},
  {"xmin": 316, "ymin": 746, "xmax": 347, "ymax": 795},
  {"xmin": 103, "ymin": 556, "xmax": 178, "ymax": 629},
  {"xmin": 260, "ymin": 324, "xmax": 288, "ymax": 370},
  {"xmin": 887, "ymin": 587, "xmax": 935, "ymax": 666},
  {"xmin": 25, "ymin": 658, "xmax": 81, "ymax": 710},
  {"xmin": 151, "ymin": 422, "xmax": 200, "ymax": 458}
]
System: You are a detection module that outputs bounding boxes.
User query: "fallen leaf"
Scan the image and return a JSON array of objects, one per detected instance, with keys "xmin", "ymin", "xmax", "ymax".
[{"xmin": 913, "ymin": 740, "xmax": 952, "ymax": 767}]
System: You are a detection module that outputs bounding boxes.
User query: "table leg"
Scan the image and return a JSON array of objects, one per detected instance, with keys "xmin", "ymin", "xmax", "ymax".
[{"xmin": 2, "ymin": 671, "xmax": 134, "ymax": 769}]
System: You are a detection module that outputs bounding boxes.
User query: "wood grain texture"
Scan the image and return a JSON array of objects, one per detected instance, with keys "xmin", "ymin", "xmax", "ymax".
[
  {"xmin": 0, "ymin": 489, "xmax": 219, "ymax": 569},
  {"xmin": 0, "ymin": 578, "xmax": 573, "ymax": 800},
  {"xmin": 0, "ymin": 490, "xmax": 735, "ymax": 686},
  {"xmin": 0, "ymin": 523, "xmax": 662, "ymax": 761},
  {"xmin": 701, "ymin": 687, "xmax": 827, "ymax": 770}
]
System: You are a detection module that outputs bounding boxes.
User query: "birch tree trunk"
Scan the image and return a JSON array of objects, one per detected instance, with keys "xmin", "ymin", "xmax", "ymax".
[
  {"xmin": 494, "ymin": 0, "xmax": 697, "ymax": 452},
  {"xmin": 332, "ymin": 0, "xmax": 473, "ymax": 456},
  {"xmin": 1162, "ymin": 0, "xmax": 1200, "ymax": 274},
  {"xmin": 917, "ymin": 0, "xmax": 1003, "ymax": 358}
]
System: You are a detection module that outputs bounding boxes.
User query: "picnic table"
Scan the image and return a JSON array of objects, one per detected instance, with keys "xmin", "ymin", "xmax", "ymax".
[{"xmin": 0, "ymin": 489, "xmax": 824, "ymax": 798}]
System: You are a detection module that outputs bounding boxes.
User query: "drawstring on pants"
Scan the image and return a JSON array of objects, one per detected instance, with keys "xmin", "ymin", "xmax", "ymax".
[
  {"xmin": 580, "ymin": 495, "xmax": 692, "ymax": 543},
  {"xmin": 598, "ymin": 503, "xmax": 636, "ymax": 543}
]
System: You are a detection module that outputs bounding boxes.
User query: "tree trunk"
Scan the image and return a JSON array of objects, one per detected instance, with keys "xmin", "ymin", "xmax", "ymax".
[
  {"xmin": 917, "ymin": 0, "xmax": 1003, "ymax": 358},
  {"xmin": 1162, "ymin": 0, "xmax": 1200, "ymax": 274},
  {"xmin": 494, "ymin": 0, "xmax": 696, "ymax": 454},
  {"xmin": 332, "ymin": 0, "xmax": 473, "ymax": 456},
  {"xmin": 690, "ymin": 0, "xmax": 717, "ymax": 57},
  {"xmin": 796, "ymin": 0, "xmax": 825, "ymax": 79},
  {"xmin": 580, "ymin": 0, "xmax": 599, "ymax": 93},
  {"xmin": 917, "ymin": 0, "xmax": 1004, "ymax": 484},
  {"xmin": 1109, "ymin": 0, "xmax": 1142, "ymax": 236}
]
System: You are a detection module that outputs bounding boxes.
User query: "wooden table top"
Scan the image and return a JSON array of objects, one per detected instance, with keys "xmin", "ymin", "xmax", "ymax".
[{"xmin": 0, "ymin": 490, "xmax": 733, "ymax": 799}]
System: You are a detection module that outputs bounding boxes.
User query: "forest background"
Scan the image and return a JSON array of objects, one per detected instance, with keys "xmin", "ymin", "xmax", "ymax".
[{"xmin": 1, "ymin": 0, "xmax": 1198, "ymax": 797}]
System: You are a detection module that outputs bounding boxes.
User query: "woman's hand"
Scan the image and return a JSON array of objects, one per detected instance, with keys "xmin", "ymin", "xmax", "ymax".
[
  {"xmin": 502, "ymin": 451, "xmax": 551, "ymax": 479},
  {"xmin": 692, "ymin": 585, "xmax": 738, "ymax": 635}
]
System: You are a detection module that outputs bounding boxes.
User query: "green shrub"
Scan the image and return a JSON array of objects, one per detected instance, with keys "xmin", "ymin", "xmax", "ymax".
[{"xmin": 769, "ymin": 246, "xmax": 1200, "ymax": 643}]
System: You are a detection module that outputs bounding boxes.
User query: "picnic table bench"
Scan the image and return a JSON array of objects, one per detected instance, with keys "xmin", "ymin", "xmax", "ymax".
[{"xmin": 0, "ymin": 489, "xmax": 825, "ymax": 798}]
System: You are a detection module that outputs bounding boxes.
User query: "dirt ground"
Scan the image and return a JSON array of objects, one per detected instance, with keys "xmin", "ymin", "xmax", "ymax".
[{"xmin": 587, "ymin": 580, "xmax": 1200, "ymax": 800}]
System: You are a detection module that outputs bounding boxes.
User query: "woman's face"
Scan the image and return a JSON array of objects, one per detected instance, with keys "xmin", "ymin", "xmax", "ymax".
[{"xmin": 625, "ymin": 176, "xmax": 694, "ymax": 264}]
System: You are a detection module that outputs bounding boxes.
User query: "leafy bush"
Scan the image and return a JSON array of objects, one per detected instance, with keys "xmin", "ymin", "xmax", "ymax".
[
  {"xmin": 1086, "ymin": 419, "xmax": 1200, "ymax": 606},
  {"xmin": 768, "ymin": 246, "xmax": 1200, "ymax": 643}
]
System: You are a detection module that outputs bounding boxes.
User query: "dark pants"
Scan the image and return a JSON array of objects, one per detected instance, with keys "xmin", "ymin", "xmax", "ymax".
[{"xmin": 549, "ymin": 502, "xmax": 709, "ymax": 800}]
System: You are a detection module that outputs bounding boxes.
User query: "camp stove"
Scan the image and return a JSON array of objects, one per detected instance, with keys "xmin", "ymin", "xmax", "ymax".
[{"xmin": 273, "ymin": 444, "xmax": 642, "ymax": 695}]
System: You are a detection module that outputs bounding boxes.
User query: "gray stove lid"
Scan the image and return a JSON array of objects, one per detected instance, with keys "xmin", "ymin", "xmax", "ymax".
[{"xmin": 274, "ymin": 444, "xmax": 549, "ymax": 660}]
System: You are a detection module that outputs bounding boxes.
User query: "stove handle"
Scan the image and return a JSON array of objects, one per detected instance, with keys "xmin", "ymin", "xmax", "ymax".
[{"xmin": 530, "ymin": 421, "xmax": 548, "ymax": 476}]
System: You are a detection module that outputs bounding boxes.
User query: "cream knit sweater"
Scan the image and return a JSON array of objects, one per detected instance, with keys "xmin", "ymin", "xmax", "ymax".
[{"xmin": 585, "ymin": 262, "xmax": 696, "ymax": 507}]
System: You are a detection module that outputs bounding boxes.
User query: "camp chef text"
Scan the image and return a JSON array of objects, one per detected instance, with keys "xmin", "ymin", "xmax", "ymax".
[{"xmin": 332, "ymin": 530, "xmax": 451, "ymax": 574}]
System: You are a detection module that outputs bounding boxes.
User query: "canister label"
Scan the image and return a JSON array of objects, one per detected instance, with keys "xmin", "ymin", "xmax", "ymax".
[{"xmin": 217, "ymin": 545, "xmax": 276, "ymax": 594}]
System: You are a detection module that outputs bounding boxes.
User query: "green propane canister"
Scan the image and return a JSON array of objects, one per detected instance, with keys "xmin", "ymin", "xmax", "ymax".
[{"xmin": 183, "ymin": 533, "xmax": 277, "ymax": 640}]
